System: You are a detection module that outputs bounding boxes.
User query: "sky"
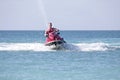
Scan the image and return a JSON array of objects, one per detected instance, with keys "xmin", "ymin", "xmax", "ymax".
[{"xmin": 0, "ymin": 0, "xmax": 120, "ymax": 30}]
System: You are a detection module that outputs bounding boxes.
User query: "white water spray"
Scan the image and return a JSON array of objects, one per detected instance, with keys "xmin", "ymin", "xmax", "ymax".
[
  {"xmin": 0, "ymin": 42, "xmax": 119, "ymax": 52},
  {"xmin": 36, "ymin": 0, "xmax": 48, "ymax": 28}
]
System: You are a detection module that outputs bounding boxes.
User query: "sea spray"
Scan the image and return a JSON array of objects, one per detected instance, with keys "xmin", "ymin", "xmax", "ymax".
[
  {"xmin": 0, "ymin": 42, "xmax": 119, "ymax": 52},
  {"xmin": 0, "ymin": 43, "xmax": 52, "ymax": 51},
  {"xmin": 36, "ymin": 0, "xmax": 48, "ymax": 28}
]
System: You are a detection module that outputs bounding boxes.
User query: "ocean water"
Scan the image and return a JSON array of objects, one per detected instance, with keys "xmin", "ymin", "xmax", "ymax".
[{"xmin": 0, "ymin": 30, "xmax": 120, "ymax": 80}]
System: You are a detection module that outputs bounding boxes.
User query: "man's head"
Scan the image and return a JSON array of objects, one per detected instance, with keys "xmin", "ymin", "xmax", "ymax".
[{"xmin": 48, "ymin": 22, "xmax": 52, "ymax": 28}]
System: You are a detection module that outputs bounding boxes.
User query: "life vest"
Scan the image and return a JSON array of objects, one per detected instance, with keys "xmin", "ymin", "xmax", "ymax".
[{"xmin": 46, "ymin": 28, "xmax": 55, "ymax": 34}]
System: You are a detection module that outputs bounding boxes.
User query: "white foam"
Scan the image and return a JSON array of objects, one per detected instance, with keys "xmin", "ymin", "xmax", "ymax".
[
  {"xmin": 75, "ymin": 43, "xmax": 109, "ymax": 51},
  {"xmin": 0, "ymin": 42, "xmax": 119, "ymax": 52},
  {"xmin": 64, "ymin": 42, "xmax": 111, "ymax": 51},
  {"xmin": 0, "ymin": 43, "xmax": 53, "ymax": 51}
]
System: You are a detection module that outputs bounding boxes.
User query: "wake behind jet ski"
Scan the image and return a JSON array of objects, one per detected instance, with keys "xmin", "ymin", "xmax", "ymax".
[{"xmin": 44, "ymin": 22, "xmax": 66, "ymax": 49}]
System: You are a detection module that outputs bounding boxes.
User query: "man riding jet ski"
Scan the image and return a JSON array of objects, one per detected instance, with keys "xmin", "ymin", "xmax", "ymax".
[{"xmin": 44, "ymin": 22, "xmax": 66, "ymax": 49}]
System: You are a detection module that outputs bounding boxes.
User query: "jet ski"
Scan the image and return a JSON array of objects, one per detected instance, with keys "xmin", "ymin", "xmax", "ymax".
[{"xmin": 45, "ymin": 32, "xmax": 66, "ymax": 49}]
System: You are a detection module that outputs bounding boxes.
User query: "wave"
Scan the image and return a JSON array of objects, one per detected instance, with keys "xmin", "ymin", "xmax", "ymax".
[
  {"xmin": 0, "ymin": 42, "xmax": 120, "ymax": 52},
  {"xmin": 65, "ymin": 43, "xmax": 111, "ymax": 51},
  {"xmin": 0, "ymin": 43, "xmax": 52, "ymax": 51}
]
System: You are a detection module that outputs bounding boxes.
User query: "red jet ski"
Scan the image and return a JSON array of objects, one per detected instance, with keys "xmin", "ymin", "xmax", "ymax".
[{"xmin": 45, "ymin": 31, "xmax": 66, "ymax": 49}]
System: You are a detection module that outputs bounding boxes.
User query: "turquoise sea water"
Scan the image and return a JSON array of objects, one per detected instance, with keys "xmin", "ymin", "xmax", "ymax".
[{"xmin": 0, "ymin": 31, "xmax": 120, "ymax": 80}]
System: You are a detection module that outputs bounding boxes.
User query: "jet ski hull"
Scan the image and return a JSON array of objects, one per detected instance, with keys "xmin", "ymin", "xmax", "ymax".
[{"xmin": 45, "ymin": 40, "xmax": 66, "ymax": 49}]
